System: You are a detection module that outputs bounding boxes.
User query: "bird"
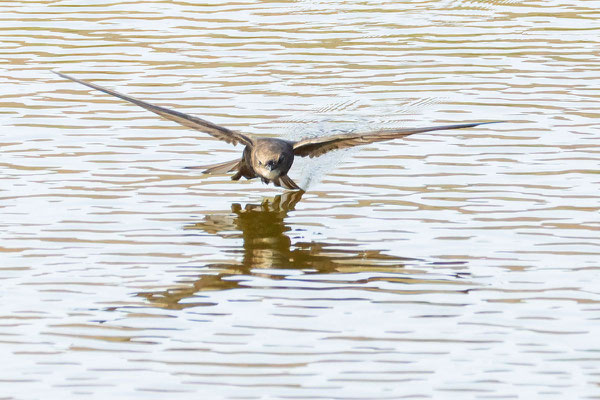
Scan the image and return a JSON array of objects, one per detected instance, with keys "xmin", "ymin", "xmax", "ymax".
[{"xmin": 54, "ymin": 72, "xmax": 501, "ymax": 191}]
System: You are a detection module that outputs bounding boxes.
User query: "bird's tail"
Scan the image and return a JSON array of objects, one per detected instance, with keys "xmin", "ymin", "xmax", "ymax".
[
  {"xmin": 274, "ymin": 175, "xmax": 303, "ymax": 191},
  {"xmin": 185, "ymin": 158, "xmax": 241, "ymax": 175}
]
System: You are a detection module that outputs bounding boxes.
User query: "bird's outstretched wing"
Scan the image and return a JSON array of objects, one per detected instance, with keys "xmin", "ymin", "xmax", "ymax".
[
  {"xmin": 293, "ymin": 121, "xmax": 501, "ymax": 158},
  {"xmin": 54, "ymin": 71, "xmax": 254, "ymax": 147}
]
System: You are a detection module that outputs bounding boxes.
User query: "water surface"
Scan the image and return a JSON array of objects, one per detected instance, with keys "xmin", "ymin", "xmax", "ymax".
[{"xmin": 1, "ymin": 0, "xmax": 599, "ymax": 398}]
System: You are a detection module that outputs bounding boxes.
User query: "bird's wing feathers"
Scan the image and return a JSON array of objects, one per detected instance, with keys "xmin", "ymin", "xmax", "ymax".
[
  {"xmin": 293, "ymin": 122, "xmax": 500, "ymax": 158},
  {"xmin": 185, "ymin": 158, "xmax": 241, "ymax": 174},
  {"xmin": 54, "ymin": 71, "xmax": 254, "ymax": 147}
]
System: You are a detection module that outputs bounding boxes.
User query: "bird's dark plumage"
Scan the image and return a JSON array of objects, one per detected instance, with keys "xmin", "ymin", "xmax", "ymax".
[
  {"xmin": 53, "ymin": 71, "xmax": 253, "ymax": 147},
  {"xmin": 54, "ymin": 72, "xmax": 501, "ymax": 191}
]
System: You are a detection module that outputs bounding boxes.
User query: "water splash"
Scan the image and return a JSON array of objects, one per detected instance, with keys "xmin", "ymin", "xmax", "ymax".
[{"xmin": 277, "ymin": 98, "xmax": 443, "ymax": 190}]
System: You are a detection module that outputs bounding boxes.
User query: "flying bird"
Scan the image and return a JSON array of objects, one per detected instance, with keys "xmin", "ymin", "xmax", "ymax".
[{"xmin": 54, "ymin": 72, "xmax": 500, "ymax": 191}]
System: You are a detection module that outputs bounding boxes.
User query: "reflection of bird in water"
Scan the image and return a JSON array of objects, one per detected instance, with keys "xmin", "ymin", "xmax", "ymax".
[
  {"xmin": 137, "ymin": 192, "xmax": 430, "ymax": 310},
  {"xmin": 193, "ymin": 191, "xmax": 302, "ymax": 270},
  {"xmin": 55, "ymin": 72, "xmax": 501, "ymax": 191}
]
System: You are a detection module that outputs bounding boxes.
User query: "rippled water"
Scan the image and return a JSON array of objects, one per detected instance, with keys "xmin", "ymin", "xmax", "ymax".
[{"xmin": 1, "ymin": 0, "xmax": 599, "ymax": 398}]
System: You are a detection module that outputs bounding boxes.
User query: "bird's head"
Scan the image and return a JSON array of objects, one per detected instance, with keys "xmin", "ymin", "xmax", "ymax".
[
  {"xmin": 252, "ymin": 140, "xmax": 293, "ymax": 180},
  {"xmin": 256, "ymin": 155, "xmax": 286, "ymax": 179},
  {"xmin": 261, "ymin": 157, "xmax": 282, "ymax": 171}
]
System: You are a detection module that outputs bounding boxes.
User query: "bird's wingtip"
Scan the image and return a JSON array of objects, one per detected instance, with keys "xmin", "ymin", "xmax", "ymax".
[
  {"xmin": 52, "ymin": 70, "xmax": 73, "ymax": 81},
  {"xmin": 478, "ymin": 121, "xmax": 506, "ymax": 125}
]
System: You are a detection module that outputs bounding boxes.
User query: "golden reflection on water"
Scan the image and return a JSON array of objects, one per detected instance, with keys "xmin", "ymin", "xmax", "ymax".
[{"xmin": 139, "ymin": 192, "xmax": 471, "ymax": 309}]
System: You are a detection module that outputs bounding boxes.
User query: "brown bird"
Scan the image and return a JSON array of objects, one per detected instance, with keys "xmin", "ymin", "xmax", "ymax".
[{"xmin": 54, "ymin": 72, "xmax": 500, "ymax": 191}]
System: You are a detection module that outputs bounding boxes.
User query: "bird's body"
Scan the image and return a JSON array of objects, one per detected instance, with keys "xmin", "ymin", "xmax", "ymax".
[
  {"xmin": 54, "ymin": 72, "xmax": 500, "ymax": 191},
  {"xmin": 242, "ymin": 138, "xmax": 296, "ymax": 185},
  {"xmin": 187, "ymin": 137, "xmax": 299, "ymax": 188}
]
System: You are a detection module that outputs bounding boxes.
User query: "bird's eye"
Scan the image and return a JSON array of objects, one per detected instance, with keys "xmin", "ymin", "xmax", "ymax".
[{"xmin": 258, "ymin": 161, "xmax": 263, "ymax": 166}]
